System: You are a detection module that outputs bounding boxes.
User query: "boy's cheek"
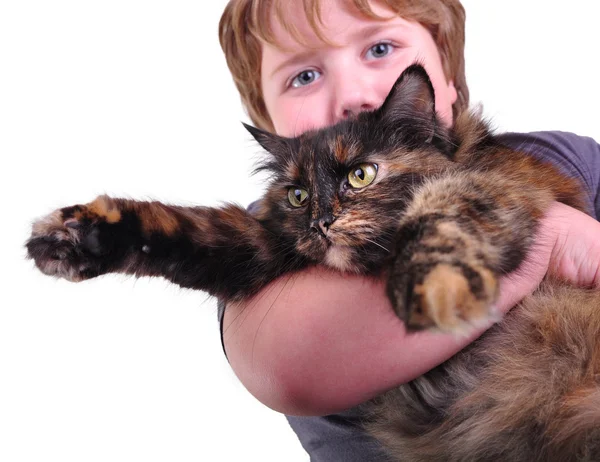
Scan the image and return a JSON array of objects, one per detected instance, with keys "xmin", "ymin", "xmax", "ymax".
[
  {"xmin": 432, "ymin": 77, "xmax": 457, "ymax": 127},
  {"xmin": 271, "ymin": 98, "xmax": 328, "ymax": 137}
]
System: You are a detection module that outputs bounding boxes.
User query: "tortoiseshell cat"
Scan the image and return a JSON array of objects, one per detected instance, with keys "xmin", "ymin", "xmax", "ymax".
[{"xmin": 27, "ymin": 65, "xmax": 600, "ymax": 461}]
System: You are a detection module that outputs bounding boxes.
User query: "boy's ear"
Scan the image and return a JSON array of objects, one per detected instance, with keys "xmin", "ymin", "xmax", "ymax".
[
  {"xmin": 377, "ymin": 64, "xmax": 436, "ymax": 130},
  {"xmin": 243, "ymin": 122, "xmax": 289, "ymax": 154}
]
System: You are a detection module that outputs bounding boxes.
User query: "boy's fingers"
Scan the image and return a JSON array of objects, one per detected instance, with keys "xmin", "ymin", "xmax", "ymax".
[
  {"xmin": 498, "ymin": 201, "xmax": 600, "ymax": 316},
  {"xmin": 546, "ymin": 202, "xmax": 600, "ymax": 288}
]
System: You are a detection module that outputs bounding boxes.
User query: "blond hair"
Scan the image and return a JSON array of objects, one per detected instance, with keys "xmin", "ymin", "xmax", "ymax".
[{"xmin": 219, "ymin": 0, "xmax": 468, "ymax": 132}]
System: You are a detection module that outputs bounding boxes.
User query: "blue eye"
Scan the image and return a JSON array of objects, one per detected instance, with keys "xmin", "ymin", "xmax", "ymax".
[
  {"xmin": 291, "ymin": 69, "xmax": 321, "ymax": 88},
  {"xmin": 366, "ymin": 42, "xmax": 393, "ymax": 60}
]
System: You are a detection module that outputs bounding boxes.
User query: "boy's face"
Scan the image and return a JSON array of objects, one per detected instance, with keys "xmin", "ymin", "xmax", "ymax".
[{"xmin": 260, "ymin": 0, "xmax": 458, "ymax": 137}]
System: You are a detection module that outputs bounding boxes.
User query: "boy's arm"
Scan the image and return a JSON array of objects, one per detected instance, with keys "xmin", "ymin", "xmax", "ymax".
[{"xmin": 223, "ymin": 202, "xmax": 600, "ymax": 416}]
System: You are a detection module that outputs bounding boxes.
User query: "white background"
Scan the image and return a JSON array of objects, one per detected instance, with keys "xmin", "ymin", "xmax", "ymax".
[{"xmin": 1, "ymin": 1, "xmax": 599, "ymax": 461}]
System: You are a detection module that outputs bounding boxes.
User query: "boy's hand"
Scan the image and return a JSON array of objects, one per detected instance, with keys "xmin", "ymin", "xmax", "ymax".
[
  {"xmin": 498, "ymin": 201, "xmax": 600, "ymax": 311},
  {"xmin": 224, "ymin": 202, "xmax": 600, "ymax": 416}
]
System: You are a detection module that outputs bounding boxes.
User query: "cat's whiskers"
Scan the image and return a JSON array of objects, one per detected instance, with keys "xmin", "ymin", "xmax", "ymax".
[{"xmin": 363, "ymin": 238, "xmax": 391, "ymax": 253}]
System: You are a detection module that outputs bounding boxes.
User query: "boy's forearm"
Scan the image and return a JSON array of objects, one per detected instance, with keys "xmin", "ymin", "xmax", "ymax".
[
  {"xmin": 222, "ymin": 267, "xmax": 490, "ymax": 416},
  {"xmin": 223, "ymin": 203, "xmax": 600, "ymax": 416}
]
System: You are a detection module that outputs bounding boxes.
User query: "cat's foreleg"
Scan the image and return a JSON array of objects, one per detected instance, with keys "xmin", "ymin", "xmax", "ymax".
[
  {"xmin": 26, "ymin": 195, "xmax": 300, "ymax": 301},
  {"xmin": 388, "ymin": 171, "xmax": 548, "ymax": 333}
]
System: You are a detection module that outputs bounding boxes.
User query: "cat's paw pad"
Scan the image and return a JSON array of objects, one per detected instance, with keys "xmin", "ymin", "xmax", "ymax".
[
  {"xmin": 405, "ymin": 263, "xmax": 498, "ymax": 333},
  {"xmin": 26, "ymin": 197, "xmax": 120, "ymax": 281}
]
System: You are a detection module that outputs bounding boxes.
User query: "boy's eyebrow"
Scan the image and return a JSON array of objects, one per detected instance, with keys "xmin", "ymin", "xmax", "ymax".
[
  {"xmin": 269, "ymin": 50, "xmax": 319, "ymax": 78},
  {"xmin": 268, "ymin": 23, "xmax": 403, "ymax": 78}
]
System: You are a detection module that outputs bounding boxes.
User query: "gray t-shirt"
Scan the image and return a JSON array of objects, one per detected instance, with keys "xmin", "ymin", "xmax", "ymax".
[{"xmin": 220, "ymin": 131, "xmax": 600, "ymax": 461}]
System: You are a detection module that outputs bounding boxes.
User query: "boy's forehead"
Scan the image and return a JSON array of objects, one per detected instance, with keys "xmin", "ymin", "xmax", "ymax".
[{"xmin": 264, "ymin": 0, "xmax": 397, "ymax": 52}]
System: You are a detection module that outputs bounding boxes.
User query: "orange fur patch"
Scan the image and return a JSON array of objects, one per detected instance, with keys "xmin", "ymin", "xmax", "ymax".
[
  {"xmin": 88, "ymin": 195, "xmax": 121, "ymax": 223},
  {"xmin": 134, "ymin": 202, "xmax": 179, "ymax": 236},
  {"xmin": 413, "ymin": 263, "xmax": 496, "ymax": 331}
]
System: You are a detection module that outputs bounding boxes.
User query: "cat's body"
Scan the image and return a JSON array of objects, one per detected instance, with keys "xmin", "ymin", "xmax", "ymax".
[
  {"xmin": 27, "ymin": 66, "xmax": 599, "ymax": 461},
  {"xmin": 367, "ymin": 282, "xmax": 600, "ymax": 461}
]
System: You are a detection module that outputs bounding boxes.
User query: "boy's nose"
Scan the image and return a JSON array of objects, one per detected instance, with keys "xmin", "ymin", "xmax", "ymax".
[
  {"xmin": 340, "ymin": 100, "xmax": 375, "ymax": 120},
  {"xmin": 332, "ymin": 79, "xmax": 380, "ymax": 123}
]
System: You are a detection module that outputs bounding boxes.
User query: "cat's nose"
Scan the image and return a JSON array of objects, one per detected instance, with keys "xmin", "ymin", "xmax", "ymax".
[{"xmin": 311, "ymin": 215, "xmax": 336, "ymax": 236}]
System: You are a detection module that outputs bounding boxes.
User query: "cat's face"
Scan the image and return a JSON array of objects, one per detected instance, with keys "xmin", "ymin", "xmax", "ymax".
[{"xmin": 248, "ymin": 65, "xmax": 455, "ymax": 273}]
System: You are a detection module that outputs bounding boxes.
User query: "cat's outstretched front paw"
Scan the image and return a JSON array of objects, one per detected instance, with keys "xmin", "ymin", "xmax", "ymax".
[
  {"xmin": 388, "ymin": 262, "xmax": 499, "ymax": 333},
  {"xmin": 26, "ymin": 196, "xmax": 124, "ymax": 282}
]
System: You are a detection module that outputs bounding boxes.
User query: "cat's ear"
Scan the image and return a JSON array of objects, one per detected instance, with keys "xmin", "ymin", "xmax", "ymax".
[
  {"xmin": 377, "ymin": 64, "xmax": 436, "ymax": 131},
  {"xmin": 243, "ymin": 123, "xmax": 289, "ymax": 154}
]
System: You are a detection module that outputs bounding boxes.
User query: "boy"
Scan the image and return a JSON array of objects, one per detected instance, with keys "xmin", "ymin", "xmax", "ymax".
[{"xmin": 219, "ymin": 0, "xmax": 600, "ymax": 459}]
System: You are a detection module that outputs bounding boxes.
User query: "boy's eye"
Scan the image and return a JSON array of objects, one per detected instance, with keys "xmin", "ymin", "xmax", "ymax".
[
  {"xmin": 365, "ymin": 42, "xmax": 393, "ymax": 60},
  {"xmin": 291, "ymin": 69, "xmax": 321, "ymax": 88}
]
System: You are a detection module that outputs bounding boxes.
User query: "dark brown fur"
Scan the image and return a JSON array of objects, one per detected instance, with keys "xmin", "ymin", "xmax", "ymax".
[
  {"xmin": 26, "ymin": 65, "xmax": 597, "ymax": 460},
  {"xmin": 366, "ymin": 283, "xmax": 600, "ymax": 461}
]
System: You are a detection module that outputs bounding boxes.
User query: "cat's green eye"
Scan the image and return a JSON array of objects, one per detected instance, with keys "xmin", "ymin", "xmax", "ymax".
[
  {"xmin": 288, "ymin": 187, "xmax": 309, "ymax": 207},
  {"xmin": 348, "ymin": 163, "xmax": 377, "ymax": 188}
]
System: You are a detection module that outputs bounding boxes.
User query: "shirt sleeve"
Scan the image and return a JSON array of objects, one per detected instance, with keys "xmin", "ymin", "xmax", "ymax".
[
  {"xmin": 286, "ymin": 409, "xmax": 393, "ymax": 461},
  {"xmin": 217, "ymin": 300, "xmax": 227, "ymax": 358}
]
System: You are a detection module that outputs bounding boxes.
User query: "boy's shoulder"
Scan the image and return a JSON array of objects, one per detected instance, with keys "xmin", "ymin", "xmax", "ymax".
[{"xmin": 498, "ymin": 130, "xmax": 600, "ymax": 219}]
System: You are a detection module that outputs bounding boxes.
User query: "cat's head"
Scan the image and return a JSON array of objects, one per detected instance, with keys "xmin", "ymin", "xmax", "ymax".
[{"xmin": 246, "ymin": 65, "xmax": 456, "ymax": 273}]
